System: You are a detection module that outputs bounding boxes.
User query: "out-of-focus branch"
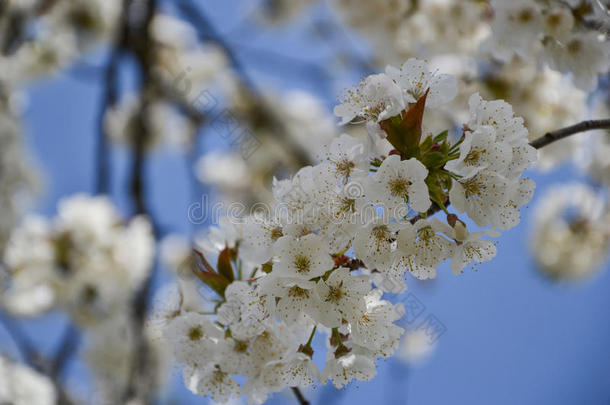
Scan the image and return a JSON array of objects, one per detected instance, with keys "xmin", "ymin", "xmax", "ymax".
[
  {"xmin": 291, "ymin": 387, "xmax": 310, "ymax": 405},
  {"xmin": 0, "ymin": 310, "xmax": 75, "ymax": 405},
  {"xmin": 409, "ymin": 202, "xmax": 450, "ymax": 224},
  {"xmin": 530, "ymin": 119, "xmax": 610, "ymax": 149},
  {"xmin": 94, "ymin": 0, "xmax": 131, "ymax": 195},
  {"xmin": 176, "ymin": 1, "xmax": 314, "ymax": 168},
  {"xmin": 123, "ymin": 0, "xmax": 159, "ymax": 402},
  {"xmin": 1, "ymin": 10, "xmax": 26, "ymax": 55}
]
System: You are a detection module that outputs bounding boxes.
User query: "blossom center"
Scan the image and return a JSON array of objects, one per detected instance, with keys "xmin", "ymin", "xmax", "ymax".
[
  {"xmin": 464, "ymin": 148, "xmax": 486, "ymax": 166},
  {"xmin": 234, "ymin": 340, "xmax": 248, "ymax": 353},
  {"xmin": 188, "ymin": 326, "xmax": 203, "ymax": 341},
  {"xmin": 462, "ymin": 178, "xmax": 483, "ymax": 198},
  {"xmin": 417, "ymin": 226, "xmax": 436, "ymax": 242},
  {"xmin": 325, "ymin": 285, "xmax": 344, "ymax": 303},
  {"xmin": 270, "ymin": 226, "xmax": 283, "ymax": 240},
  {"xmin": 339, "ymin": 197, "xmax": 356, "ymax": 214},
  {"xmin": 287, "ymin": 285, "xmax": 310, "ymax": 298},
  {"xmin": 372, "ymin": 225, "xmax": 390, "ymax": 242},
  {"xmin": 293, "ymin": 255, "xmax": 311, "ymax": 273},
  {"xmin": 389, "ymin": 177, "xmax": 410, "ymax": 197},
  {"xmin": 335, "ymin": 158, "xmax": 355, "ymax": 178}
]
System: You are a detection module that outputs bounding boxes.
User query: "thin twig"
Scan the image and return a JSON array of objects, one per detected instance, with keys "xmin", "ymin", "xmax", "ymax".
[
  {"xmin": 530, "ymin": 119, "xmax": 610, "ymax": 149},
  {"xmin": 291, "ymin": 387, "xmax": 310, "ymax": 405}
]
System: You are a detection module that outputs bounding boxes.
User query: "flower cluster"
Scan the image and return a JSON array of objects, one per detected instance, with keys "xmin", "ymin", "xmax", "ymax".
[
  {"xmin": 531, "ymin": 183, "xmax": 609, "ymax": 280},
  {"xmin": 484, "ymin": 0, "xmax": 610, "ymax": 90},
  {"xmin": 0, "ymin": 90, "xmax": 38, "ymax": 257},
  {"xmin": 0, "ymin": 0, "xmax": 120, "ymax": 82},
  {"xmin": 2, "ymin": 194, "xmax": 154, "ymax": 323},
  {"xmin": 161, "ymin": 58, "xmax": 537, "ymax": 403}
]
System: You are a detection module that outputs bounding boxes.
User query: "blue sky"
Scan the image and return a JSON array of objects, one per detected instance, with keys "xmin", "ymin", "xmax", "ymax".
[{"xmin": 2, "ymin": 1, "xmax": 609, "ymax": 404}]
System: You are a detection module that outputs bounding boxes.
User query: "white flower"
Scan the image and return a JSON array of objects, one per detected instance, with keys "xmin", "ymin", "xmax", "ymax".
[
  {"xmin": 467, "ymin": 93, "xmax": 528, "ymax": 146},
  {"xmin": 217, "ymin": 281, "xmax": 271, "ymax": 340},
  {"xmin": 350, "ymin": 289, "xmax": 405, "ymax": 356},
  {"xmin": 445, "ymin": 221, "xmax": 499, "ymax": 275},
  {"xmin": 531, "ymin": 183, "xmax": 609, "ymax": 280},
  {"xmin": 273, "ymin": 165, "xmax": 320, "ymax": 228},
  {"xmin": 272, "ymin": 234, "xmax": 333, "ymax": 281},
  {"xmin": 542, "ymin": 32, "xmax": 610, "ymax": 91},
  {"xmin": 352, "ymin": 216, "xmax": 408, "ymax": 293},
  {"xmin": 261, "ymin": 352, "xmax": 321, "ymax": 388},
  {"xmin": 55, "ymin": 193, "xmax": 119, "ymax": 244},
  {"xmin": 486, "ymin": 0, "xmax": 543, "ymax": 61},
  {"xmin": 240, "ymin": 214, "xmax": 284, "ymax": 265},
  {"xmin": 386, "ymin": 58, "xmax": 457, "ymax": 107},
  {"xmin": 397, "ymin": 219, "xmax": 455, "ymax": 280},
  {"xmin": 542, "ymin": 6, "xmax": 574, "ymax": 40},
  {"xmin": 445, "ymin": 126, "xmax": 512, "ymax": 178},
  {"xmin": 215, "ymin": 337, "xmax": 257, "ymax": 377},
  {"xmin": 334, "ymin": 73, "xmax": 405, "ymax": 124},
  {"xmin": 449, "ymin": 170, "xmax": 510, "ymax": 229},
  {"xmin": 183, "ymin": 363, "xmax": 239, "ymax": 404},
  {"xmin": 315, "ymin": 178, "xmax": 373, "ymax": 254},
  {"xmin": 0, "ymin": 356, "xmax": 57, "ymax": 405},
  {"xmin": 319, "ymin": 133, "xmax": 370, "ymax": 183},
  {"xmin": 313, "ymin": 267, "xmax": 370, "ymax": 327},
  {"xmin": 163, "ymin": 311, "xmax": 223, "ymax": 364},
  {"xmin": 321, "ymin": 346, "xmax": 377, "ymax": 389},
  {"xmin": 491, "ymin": 177, "xmax": 536, "ymax": 231},
  {"xmin": 258, "ymin": 276, "xmax": 320, "ymax": 325},
  {"xmin": 504, "ymin": 139, "xmax": 537, "ymax": 180},
  {"xmin": 397, "ymin": 329, "xmax": 435, "ymax": 365},
  {"xmin": 3, "ymin": 195, "xmax": 155, "ymax": 322},
  {"xmin": 200, "ymin": 216, "xmax": 243, "ymax": 255},
  {"xmin": 364, "ymin": 155, "xmax": 431, "ymax": 219}
]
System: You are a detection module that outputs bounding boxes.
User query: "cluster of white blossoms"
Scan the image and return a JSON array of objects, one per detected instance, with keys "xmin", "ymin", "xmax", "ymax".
[
  {"xmin": 0, "ymin": 90, "xmax": 38, "ymax": 258},
  {"xmin": 2, "ymin": 194, "xmax": 155, "ymax": 323},
  {"xmin": 160, "ymin": 58, "xmax": 537, "ymax": 403},
  {"xmin": 0, "ymin": 0, "xmax": 121, "ymax": 82},
  {"xmin": 484, "ymin": 0, "xmax": 610, "ymax": 90},
  {"xmin": 531, "ymin": 183, "xmax": 609, "ymax": 281},
  {"xmin": 0, "ymin": 356, "xmax": 56, "ymax": 405}
]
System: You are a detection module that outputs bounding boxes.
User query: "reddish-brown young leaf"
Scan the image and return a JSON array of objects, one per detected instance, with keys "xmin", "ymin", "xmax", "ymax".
[
  {"xmin": 380, "ymin": 88, "xmax": 429, "ymax": 158},
  {"xmin": 217, "ymin": 247, "xmax": 235, "ymax": 282}
]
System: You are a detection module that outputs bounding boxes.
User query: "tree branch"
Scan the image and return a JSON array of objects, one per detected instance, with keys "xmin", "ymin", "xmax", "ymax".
[
  {"xmin": 530, "ymin": 119, "xmax": 610, "ymax": 149},
  {"xmin": 94, "ymin": 0, "xmax": 130, "ymax": 195},
  {"xmin": 123, "ymin": 0, "xmax": 160, "ymax": 402},
  {"xmin": 175, "ymin": 1, "xmax": 314, "ymax": 168},
  {"xmin": 291, "ymin": 387, "xmax": 310, "ymax": 405}
]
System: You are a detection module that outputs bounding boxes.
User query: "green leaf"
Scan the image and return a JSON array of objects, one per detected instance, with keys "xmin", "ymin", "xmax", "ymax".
[
  {"xmin": 432, "ymin": 130, "xmax": 449, "ymax": 144},
  {"xmin": 420, "ymin": 151, "xmax": 446, "ymax": 169}
]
